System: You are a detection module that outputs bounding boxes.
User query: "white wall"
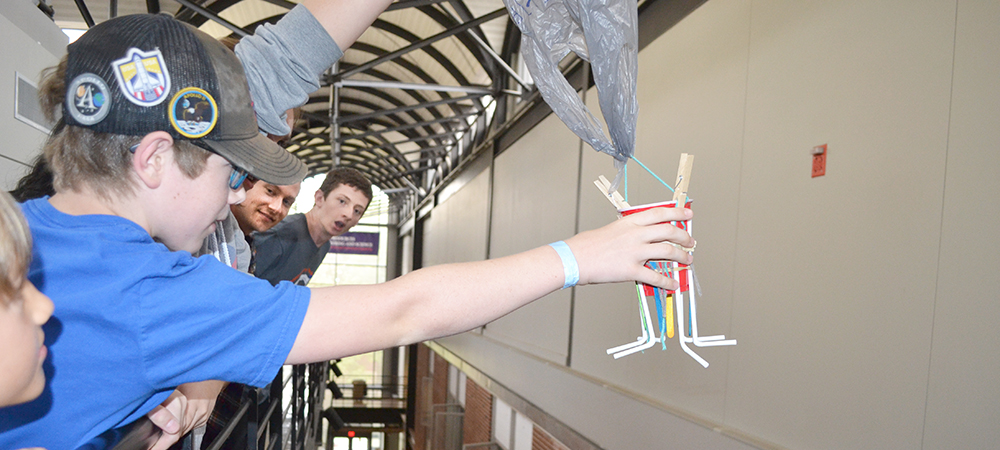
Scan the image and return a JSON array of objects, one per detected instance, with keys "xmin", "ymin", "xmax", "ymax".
[
  {"xmin": 0, "ymin": 0, "xmax": 66, "ymax": 189},
  {"xmin": 484, "ymin": 114, "xmax": 581, "ymax": 365},
  {"xmin": 922, "ymin": 1, "xmax": 1000, "ymax": 447},
  {"xmin": 428, "ymin": 1, "xmax": 1000, "ymax": 449}
]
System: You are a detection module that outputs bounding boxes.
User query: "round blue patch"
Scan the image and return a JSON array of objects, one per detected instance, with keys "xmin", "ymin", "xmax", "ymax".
[{"xmin": 168, "ymin": 87, "xmax": 218, "ymax": 138}]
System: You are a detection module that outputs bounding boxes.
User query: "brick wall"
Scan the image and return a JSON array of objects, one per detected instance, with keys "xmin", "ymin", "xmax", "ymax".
[
  {"xmin": 412, "ymin": 344, "xmax": 430, "ymax": 450},
  {"xmin": 462, "ymin": 378, "xmax": 493, "ymax": 446},
  {"xmin": 433, "ymin": 352, "xmax": 448, "ymax": 406},
  {"xmin": 532, "ymin": 425, "xmax": 570, "ymax": 450}
]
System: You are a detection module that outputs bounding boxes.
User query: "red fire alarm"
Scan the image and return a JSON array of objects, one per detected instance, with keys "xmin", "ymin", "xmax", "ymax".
[{"xmin": 811, "ymin": 144, "xmax": 827, "ymax": 178}]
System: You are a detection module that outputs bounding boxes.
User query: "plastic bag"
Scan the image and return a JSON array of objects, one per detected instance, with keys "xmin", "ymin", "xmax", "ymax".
[{"xmin": 503, "ymin": 0, "xmax": 638, "ymax": 189}]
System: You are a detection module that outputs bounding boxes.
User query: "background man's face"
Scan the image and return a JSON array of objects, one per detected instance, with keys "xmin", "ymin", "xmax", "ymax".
[
  {"xmin": 231, "ymin": 180, "xmax": 301, "ymax": 234},
  {"xmin": 312, "ymin": 184, "xmax": 370, "ymax": 238}
]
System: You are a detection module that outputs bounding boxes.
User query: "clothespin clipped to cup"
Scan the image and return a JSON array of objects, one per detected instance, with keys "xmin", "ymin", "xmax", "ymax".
[
  {"xmin": 673, "ymin": 153, "xmax": 696, "ymax": 253},
  {"xmin": 594, "ymin": 175, "xmax": 630, "ymax": 210}
]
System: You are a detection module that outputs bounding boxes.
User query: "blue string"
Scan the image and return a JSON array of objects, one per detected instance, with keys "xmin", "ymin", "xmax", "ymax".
[{"xmin": 631, "ymin": 155, "xmax": 674, "ymax": 193}]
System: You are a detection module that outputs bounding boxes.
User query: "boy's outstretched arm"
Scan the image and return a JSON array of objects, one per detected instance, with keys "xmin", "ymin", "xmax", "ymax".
[
  {"xmin": 301, "ymin": 0, "xmax": 395, "ymax": 52},
  {"xmin": 287, "ymin": 207, "xmax": 695, "ymax": 364}
]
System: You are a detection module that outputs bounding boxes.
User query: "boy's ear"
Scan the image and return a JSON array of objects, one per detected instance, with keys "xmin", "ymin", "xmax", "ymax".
[
  {"xmin": 314, "ymin": 188, "xmax": 325, "ymax": 205},
  {"xmin": 131, "ymin": 131, "xmax": 175, "ymax": 189}
]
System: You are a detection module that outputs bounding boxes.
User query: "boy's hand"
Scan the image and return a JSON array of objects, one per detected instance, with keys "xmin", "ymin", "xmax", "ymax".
[
  {"xmin": 566, "ymin": 206, "xmax": 695, "ymax": 290},
  {"xmin": 145, "ymin": 380, "xmax": 226, "ymax": 450}
]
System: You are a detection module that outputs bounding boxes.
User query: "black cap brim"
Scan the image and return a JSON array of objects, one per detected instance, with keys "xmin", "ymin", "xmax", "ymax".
[{"xmin": 202, "ymin": 133, "xmax": 307, "ymax": 186}]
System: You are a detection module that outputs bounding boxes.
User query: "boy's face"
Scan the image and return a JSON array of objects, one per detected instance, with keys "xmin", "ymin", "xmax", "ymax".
[
  {"xmin": 0, "ymin": 280, "xmax": 54, "ymax": 407},
  {"xmin": 230, "ymin": 180, "xmax": 301, "ymax": 234},
  {"xmin": 312, "ymin": 184, "xmax": 370, "ymax": 238},
  {"xmin": 158, "ymin": 153, "xmax": 246, "ymax": 253}
]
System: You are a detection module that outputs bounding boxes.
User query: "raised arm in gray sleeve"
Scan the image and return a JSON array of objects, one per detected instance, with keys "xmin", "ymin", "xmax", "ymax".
[{"xmin": 235, "ymin": 4, "xmax": 344, "ymax": 136}]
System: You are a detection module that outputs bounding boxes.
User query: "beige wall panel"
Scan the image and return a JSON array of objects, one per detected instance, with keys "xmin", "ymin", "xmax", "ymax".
[
  {"xmin": 484, "ymin": 114, "xmax": 581, "ymax": 364},
  {"xmin": 422, "ymin": 165, "xmax": 491, "ymax": 268},
  {"xmin": 922, "ymin": 1, "xmax": 1000, "ymax": 447},
  {"xmin": 1, "ymin": 159, "xmax": 32, "ymax": 191},
  {"xmin": 570, "ymin": 0, "xmax": 750, "ymax": 424},
  {"xmin": 0, "ymin": 2, "xmax": 66, "ymax": 189},
  {"xmin": 727, "ymin": 1, "xmax": 955, "ymax": 449},
  {"xmin": 422, "ymin": 202, "xmax": 447, "ymax": 268}
]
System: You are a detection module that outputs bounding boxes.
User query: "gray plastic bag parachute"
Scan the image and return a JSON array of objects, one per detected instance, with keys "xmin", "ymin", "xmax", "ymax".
[{"xmin": 503, "ymin": 0, "xmax": 638, "ymax": 189}]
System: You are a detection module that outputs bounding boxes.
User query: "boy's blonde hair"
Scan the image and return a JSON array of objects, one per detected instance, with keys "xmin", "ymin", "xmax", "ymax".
[
  {"xmin": 0, "ymin": 191, "xmax": 32, "ymax": 303},
  {"xmin": 38, "ymin": 58, "xmax": 210, "ymax": 201}
]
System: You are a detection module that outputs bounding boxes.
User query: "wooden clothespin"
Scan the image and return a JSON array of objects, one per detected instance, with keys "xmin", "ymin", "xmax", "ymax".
[
  {"xmin": 672, "ymin": 153, "xmax": 693, "ymax": 207},
  {"xmin": 594, "ymin": 175, "xmax": 630, "ymax": 210},
  {"xmin": 673, "ymin": 153, "xmax": 696, "ymax": 253}
]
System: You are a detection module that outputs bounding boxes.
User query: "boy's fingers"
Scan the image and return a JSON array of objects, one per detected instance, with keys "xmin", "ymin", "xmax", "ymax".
[
  {"xmin": 625, "ymin": 206, "xmax": 692, "ymax": 226},
  {"xmin": 621, "ymin": 208, "xmax": 695, "ymax": 249},
  {"xmin": 648, "ymin": 225, "xmax": 695, "ymax": 252},
  {"xmin": 636, "ymin": 265, "xmax": 680, "ymax": 291},
  {"xmin": 646, "ymin": 242, "xmax": 694, "ymax": 265},
  {"xmin": 146, "ymin": 405, "xmax": 180, "ymax": 434},
  {"xmin": 146, "ymin": 405, "xmax": 183, "ymax": 450}
]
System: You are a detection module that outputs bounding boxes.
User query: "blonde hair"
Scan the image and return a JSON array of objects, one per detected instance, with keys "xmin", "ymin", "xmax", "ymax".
[
  {"xmin": 38, "ymin": 57, "xmax": 210, "ymax": 200},
  {"xmin": 0, "ymin": 191, "xmax": 32, "ymax": 303}
]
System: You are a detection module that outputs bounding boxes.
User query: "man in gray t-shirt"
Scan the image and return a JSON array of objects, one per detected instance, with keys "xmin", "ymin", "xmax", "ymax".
[{"xmin": 254, "ymin": 167, "xmax": 372, "ymax": 286}]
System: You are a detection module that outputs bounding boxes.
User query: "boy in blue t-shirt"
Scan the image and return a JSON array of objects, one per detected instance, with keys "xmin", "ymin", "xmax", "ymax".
[{"xmin": 0, "ymin": 13, "xmax": 696, "ymax": 450}]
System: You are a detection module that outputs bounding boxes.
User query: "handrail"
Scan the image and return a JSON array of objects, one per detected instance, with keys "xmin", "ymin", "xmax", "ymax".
[{"xmin": 203, "ymin": 400, "xmax": 252, "ymax": 450}]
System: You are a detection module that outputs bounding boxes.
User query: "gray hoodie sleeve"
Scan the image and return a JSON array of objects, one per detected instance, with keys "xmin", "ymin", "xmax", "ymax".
[{"xmin": 235, "ymin": 4, "xmax": 344, "ymax": 136}]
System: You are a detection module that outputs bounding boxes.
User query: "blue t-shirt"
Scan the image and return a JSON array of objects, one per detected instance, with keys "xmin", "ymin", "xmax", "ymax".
[{"xmin": 0, "ymin": 198, "xmax": 311, "ymax": 449}]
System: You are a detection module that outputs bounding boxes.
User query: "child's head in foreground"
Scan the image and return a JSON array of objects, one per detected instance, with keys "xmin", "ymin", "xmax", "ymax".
[
  {"xmin": 38, "ymin": 14, "xmax": 306, "ymax": 252},
  {"xmin": 0, "ymin": 191, "xmax": 53, "ymax": 407}
]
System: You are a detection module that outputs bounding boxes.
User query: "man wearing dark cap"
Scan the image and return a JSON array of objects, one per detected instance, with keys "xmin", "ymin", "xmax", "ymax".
[
  {"xmin": 0, "ymin": 14, "xmax": 309, "ymax": 448},
  {"xmin": 0, "ymin": 10, "xmax": 697, "ymax": 450}
]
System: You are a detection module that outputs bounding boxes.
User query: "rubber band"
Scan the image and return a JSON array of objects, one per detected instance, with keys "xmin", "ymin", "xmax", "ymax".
[{"xmin": 548, "ymin": 241, "xmax": 579, "ymax": 289}]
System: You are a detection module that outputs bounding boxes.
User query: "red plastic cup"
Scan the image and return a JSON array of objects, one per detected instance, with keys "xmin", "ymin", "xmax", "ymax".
[{"xmin": 618, "ymin": 199, "xmax": 692, "ymax": 294}]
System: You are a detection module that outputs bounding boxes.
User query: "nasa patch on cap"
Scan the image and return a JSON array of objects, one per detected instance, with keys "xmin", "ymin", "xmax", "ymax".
[
  {"xmin": 169, "ymin": 87, "xmax": 217, "ymax": 138},
  {"xmin": 111, "ymin": 47, "xmax": 170, "ymax": 107},
  {"xmin": 66, "ymin": 73, "xmax": 111, "ymax": 125}
]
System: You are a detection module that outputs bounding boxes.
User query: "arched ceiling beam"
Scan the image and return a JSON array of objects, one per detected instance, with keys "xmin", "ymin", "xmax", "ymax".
[
  {"xmin": 419, "ymin": 3, "xmax": 499, "ymax": 88},
  {"xmin": 346, "ymin": 38, "xmax": 475, "ymax": 122},
  {"xmin": 176, "ymin": 0, "xmax": 244, "ymax": 25},
  {"xmin": 335, "ymin": 8, "xmax": 507, "ymax": 81},
  {"xmin": 338, "ymin": 80, "xmax": 492, "ymax": 96},
  {"xmin": 173, "ymin": 0, "xmax": 251, "ymax": 36},
  {"xmin": 335, "ymin": 84, "xmax": 455, "ymax": 142},
  {"xmin": 337, "ymin": 116, "xmax": 467, "ymax": 142},
  {"xmin": 72, "ymin": 0, "xmax": 96, "ymax": 27},
  {"xmin": 386, "ymin": 0, "xmax": 451, "ymax": 12},
  {"xmin": 315, "ymin": 58, "xmax": 464, "ymax": 138},
  {"xmin": 337, "ymin": 94, "xmax": 484, "ymax": 126},
  {"xmin": 333, "ymin": 91, "xmax": 438, "ymax": 139}
]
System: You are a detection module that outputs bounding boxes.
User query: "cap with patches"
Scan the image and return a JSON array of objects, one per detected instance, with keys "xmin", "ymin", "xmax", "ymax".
[{"xmin": 62, "ymin": 14, "xmax": 306, "ymax": 185}]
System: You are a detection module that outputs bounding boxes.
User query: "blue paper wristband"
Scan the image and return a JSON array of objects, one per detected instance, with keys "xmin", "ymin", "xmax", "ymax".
[{"xmin": 548, "ymin": 241, "xmax": 579, "ymax": 289}]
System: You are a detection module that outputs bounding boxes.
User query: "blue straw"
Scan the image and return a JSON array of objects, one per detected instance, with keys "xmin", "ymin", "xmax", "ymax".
[{"xmin": 631, "ymin": 155, "xmax": 674, "ymax": 193}]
